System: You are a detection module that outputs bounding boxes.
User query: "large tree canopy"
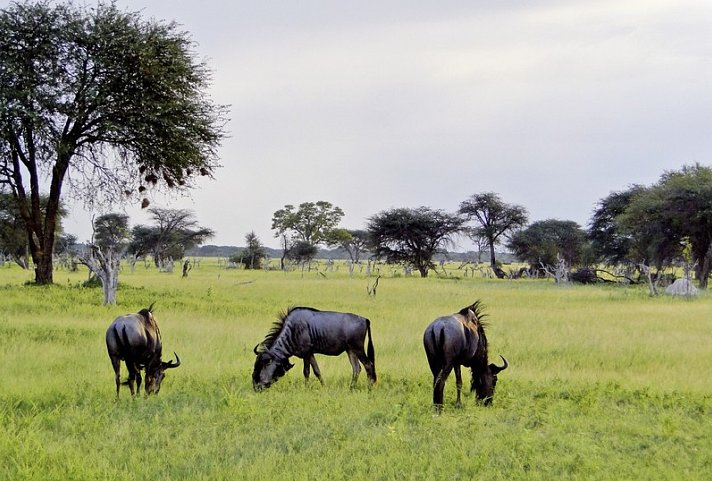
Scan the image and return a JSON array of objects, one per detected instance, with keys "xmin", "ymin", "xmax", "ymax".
[
  {"xmin": 588, "ymin": 186, "xmax": 646, "ymax": 266},
  {"xmin": 618, "ymin": 164, "xmax": 712, "ymax": 287},
  {"xmin": 232, "ymin": 231, "xmax": 266, "ymax": 270},
  {"xmin": 587, "ymin": 165, "xmax": 712, "ymax": 287},
  {"xmin": 508, "ymin": 219, "xmax": 589, "ymax": 269},
  {"xmin": 92, "ymin": 213, "xmax": 130, "ymax": 252},
  {"xmin": 326, "ymin": 228, "xmax": 370, "ymax": 264},
  {"xmin": 271, "ymin": 201, "xmax": 344, "ymax": 269},
  {"xmin": 459, "ymin": 192, "xmax": 528, "ymax": 277},
  {"xmin": 271, "ymin": 201, "xmax": 345, "ymax": 246},
  {"xmin": 367, "ymin": 206, "xmax": 463, "ymax": 277},
  {"xmin": 0, "ymin": 1, "xmax": 228, "ymax": 284},
  {"xmin": 655, "ymin": 164, "xmax": 712, "ymax": 288}
]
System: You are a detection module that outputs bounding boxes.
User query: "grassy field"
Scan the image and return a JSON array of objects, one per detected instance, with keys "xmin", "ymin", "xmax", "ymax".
[{"xmin": 0, "ymin": 260, "xmax": 710, "ymax": 480}]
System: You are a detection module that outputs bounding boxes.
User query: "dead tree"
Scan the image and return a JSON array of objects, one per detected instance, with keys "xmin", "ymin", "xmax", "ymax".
[
  {"xmin": 367, "ymin": 275, "xmax": 381, "ymax": 297},
  {"xmin": 639, "ymin": 262, "xmax": 660, "ymax": 296},
  {"xmin": 541, "ymin": 255, "xmax": 570, "ymax": 285},
  {"xmin": 79, "ymin": 245, "xmax": 121, "ymax": 305}
]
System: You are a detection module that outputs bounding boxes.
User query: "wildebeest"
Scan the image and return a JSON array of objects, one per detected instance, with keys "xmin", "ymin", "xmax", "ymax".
[
  {"xmin": 423, "ymin": 300, "xmax": 508, "ymax": 410},
  {"xmin": 252, "ymin": 306, "xmax": 377, "ymax": 390},
  {"xmin": 105, "ymin": 304, "xmax": 181, "ymax": 397}
]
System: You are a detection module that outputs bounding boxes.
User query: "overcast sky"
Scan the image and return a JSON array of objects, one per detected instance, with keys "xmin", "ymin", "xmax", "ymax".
[{"xmin": 60, "ymin": 0, "xmax": 712, "ymax": 249}]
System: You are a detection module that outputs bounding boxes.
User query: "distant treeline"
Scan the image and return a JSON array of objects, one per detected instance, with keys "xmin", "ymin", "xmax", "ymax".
[{"xmin": 185, "ymin": 244, "xmax": 517, "ymax": 263}]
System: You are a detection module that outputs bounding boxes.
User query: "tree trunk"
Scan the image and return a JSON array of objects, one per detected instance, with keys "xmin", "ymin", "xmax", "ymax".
[
  {"xmin": 34, "ymin": 250, "xmax": 54, "ymax": 285},
  {"xmin": 102, "ymin": 268, "xmax": 118, "ymax": 305},
  {"xmin": 488, "ymin": 241, "xmax": 499, "ymax": 275},
  {"xmin": 25, "ymin": 212, "xmax": 55, "ymax": 284},
  {"xmin": 697, "ymin": 260, "xmax": 710, "ymax": 289},
  {"xmin": 693, "ymin": 243, "xmax": 711, "ymax": 289},
  {"xmin": 81, "ymin": 246, "xmax": 120, "ymax": 305},
  {"xmin": 640, "ymin": 263, "xmax": 659, "ymax": 296}
]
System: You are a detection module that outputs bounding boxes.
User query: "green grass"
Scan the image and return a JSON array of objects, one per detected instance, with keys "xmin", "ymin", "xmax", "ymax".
[{"xmin": 0, "ymin": 261, "xmax": 710, "ymax": 480}]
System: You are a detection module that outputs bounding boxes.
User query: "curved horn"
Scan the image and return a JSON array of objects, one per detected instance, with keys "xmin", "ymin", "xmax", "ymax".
[
  {"xmin": 253, "ymin": 344, "xmax": 261, "ymax": 355},
  {"xmin": 163, "ymin": 352, "xmax": 181, "ymax": 369},
  {"xmin": 148, "ymin": 302, "xmax": 156, "ymax": 312},
  {"xmin": 490, "ymin": 355, "xmax": 508, "ymax": 374}
]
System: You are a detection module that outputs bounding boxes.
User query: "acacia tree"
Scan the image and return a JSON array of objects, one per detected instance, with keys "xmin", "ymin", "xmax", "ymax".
[
  {"xmin": 0, "ymin": 2, "xmax": 227, "ymax": 284},
  {"xmin": 367, "ymin": 206, "xmax": 463, "ymax": 277},
  {"xmin": 459, "ymin": 192, "xmax": 528, "ymax": 278},
  {"xmin": 327, "ymin": 228, "xmax": 370, "ymax": 263},
  {"xmin": 326, "ymin": 228, "xmax": 370, "ymax": 276},
  {"xmin": 654, "ymin": 165, "xmax": 712, "ymax": 288},
  {"xmin": 286, "ymin": 240, "xmax": 318, "ymax": 269},
  {"xmin": 233, "ymin": 231, "xmax": 266, "ymax": 270},
  {"xmin": 507, "ymin": 219, "xmax": 589, "ymax": 272},
  {"xmin": 128, "ymin": 208, "xmax": 214, "ymax": 268},
  {"xmin": 588, "ymin": 186, "xmax": 646, "ymax": 266},
  {"xmin": 271, "ymin": 201, "xmax": 345, "ymax": 245},
  {"xmin": 615, "ymin": 164, "xmax": 712, "ymax": 288},
  {"xmin": 271, "ymin": 201, "xmax": 344, "ymax": 268}
]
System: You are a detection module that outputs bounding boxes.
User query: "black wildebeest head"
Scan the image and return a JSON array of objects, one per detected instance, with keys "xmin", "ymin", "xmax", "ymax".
[
  {"xmin": 252, "ymin": 347, "xmax": 294, "ymax": 391},
  {"xmin": 471, "ymin": 354, "xmax": 508, "ymax": 405},
  {"xmin": 251, "ymin": 308, "xmax": 298, "ymax": 391},
  {"xmin": 143, "ymin": 352, "xmax": 182, "ymax": 394}
]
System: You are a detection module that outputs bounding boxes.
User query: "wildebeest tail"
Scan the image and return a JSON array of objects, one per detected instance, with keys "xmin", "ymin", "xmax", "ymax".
[
  {"xmin": 120, "ymin": 326, "xmax": 132, "ymax": 353},
  {"xmin": 110, "ymin": 325, "xmax": 134, "ymax": 363},
  {"xmin": 366, "ymin": 319, "xmax": 375, "ymax": 365}
]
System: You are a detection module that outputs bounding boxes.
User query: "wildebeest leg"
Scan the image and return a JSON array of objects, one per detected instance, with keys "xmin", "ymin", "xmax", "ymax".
[
  {"xmin": 125, "ymin": 362, "xmax": 137, "ymax": 396},
  {"xmin": 433, "ymin": 365, "xmax": 453, "ymax": 410},
  {"xmin": 110, "ymin": 356, "xmax": 122, "ymax": 398},
  {"xmin": 454, "ymin": 365, "xmax": 463, "ymax": 408},
  {"xmin": 309, "ymin": 355, "xmax": 324, "ymax": 385},
  {"xmin": 135, "ymin": 369, "xmax": 143, "ymax": 396},
  {"xmin": 302, "ymin": 358, "xmax": 311, "ymax": 384},
  {"xmin": 347, "ymin": 351, "xmax": 362, "ymax": 388},
  {"xmin": 354, "ymin": 350, "xmax": 377, "ymax": 386}
]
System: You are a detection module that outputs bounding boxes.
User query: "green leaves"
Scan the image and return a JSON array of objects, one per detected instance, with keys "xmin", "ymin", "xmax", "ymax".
[
  {"xmin": 271, "ymin": 201, "xmax": 345, "ymax": 246},
  {"xmin": 0, "ymin": 1, "xmax": 227, "ymax": 283},
  {"xmin": 592, "ymin": 164, "xmax": 712, "ymax": 286},
  {"xmin": 367, "ymin": 206, "xmax": 463, "ymax": 277}
]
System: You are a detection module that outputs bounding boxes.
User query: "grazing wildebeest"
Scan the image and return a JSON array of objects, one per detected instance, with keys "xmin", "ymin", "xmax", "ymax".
[
  {"xmin": 423, "ymin": 300, "xmax": 508, "ymax": 410},
  {"xmin": 252, "ymin": 306, "xmax": 377, "ymax": 391},
  {"xmin": 105, "ymin": 304, "xmax": 181, "ymax": 397}
]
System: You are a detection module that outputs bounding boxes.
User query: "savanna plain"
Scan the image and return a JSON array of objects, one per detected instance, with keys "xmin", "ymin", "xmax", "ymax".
[{"xmin": 0, "ymin": 260, "xmax": 710, "ymax": 481}]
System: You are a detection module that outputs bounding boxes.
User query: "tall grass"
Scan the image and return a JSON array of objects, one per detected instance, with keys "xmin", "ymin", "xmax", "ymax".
[{"xmin": 0, "ymin": 261, "xmax": 710, "ymax": 480}]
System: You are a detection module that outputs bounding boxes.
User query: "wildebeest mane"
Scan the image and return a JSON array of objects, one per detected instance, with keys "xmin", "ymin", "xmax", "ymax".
[
  {"xmin": 462, "ymin": 300, "xmax": 489, "ymax": 368},
  {"xmin": 464, "ymin": 300, "xmax": 494, "ymax": 393},
  {"xmin": 257, "ymin": 306, "xmax": 322, "ymax": 351}
]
